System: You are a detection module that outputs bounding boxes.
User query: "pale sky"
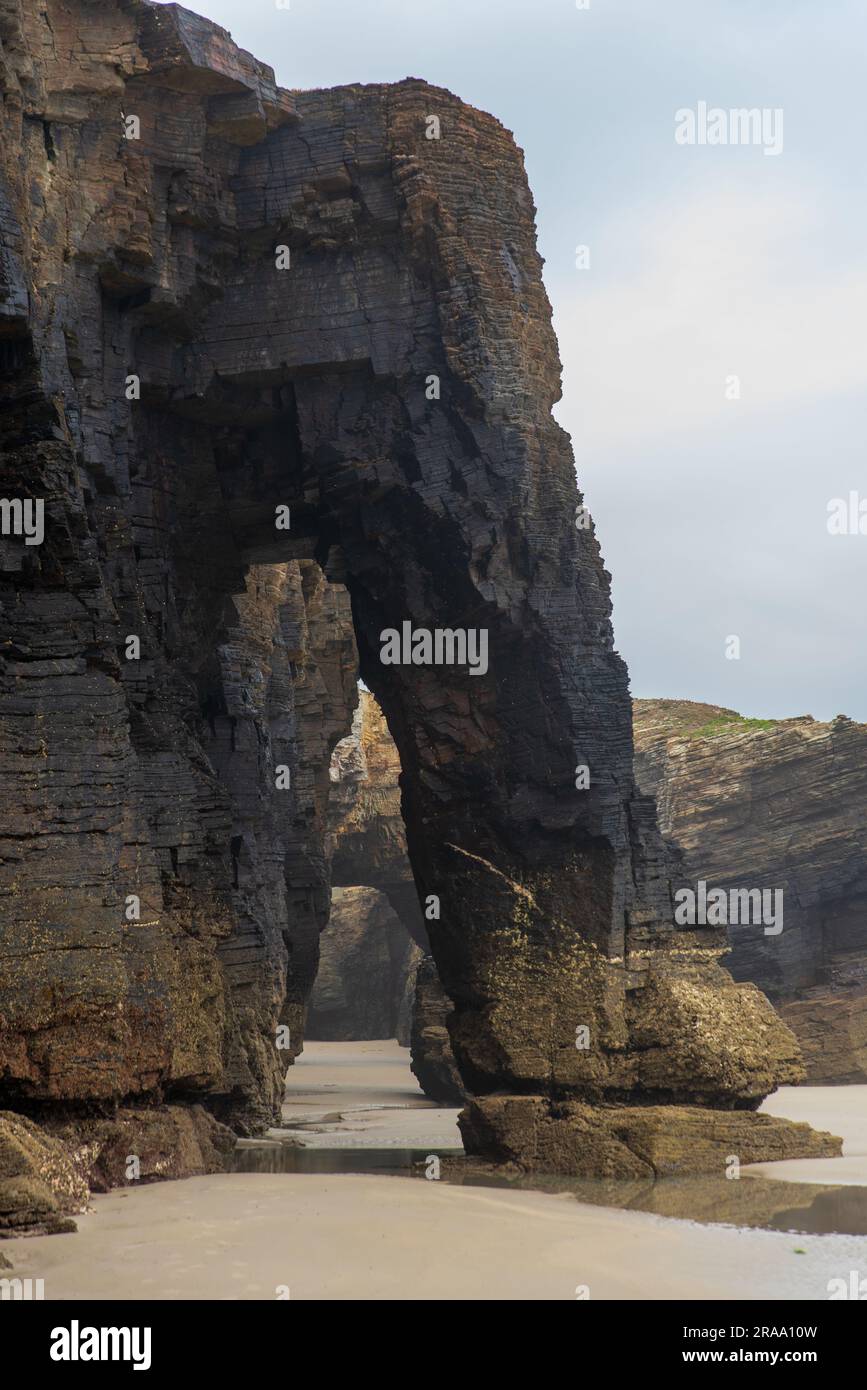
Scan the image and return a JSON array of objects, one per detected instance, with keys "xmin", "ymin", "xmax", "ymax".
[{"xmin": 155, "ymin": 0, "xmax": 867, "ymax": 721}]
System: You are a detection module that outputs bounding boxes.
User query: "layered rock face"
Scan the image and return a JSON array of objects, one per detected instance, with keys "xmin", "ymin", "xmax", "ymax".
[
  {"xmin": 306, "ymin": 886, "xmax": 421, "ymax": 1042},
  {"xmin": 327, "ymin": 689, "xmax": 428, "ymax": 947},
  {"xmin": 0, "ymin": 0, "xmax": 829, "ymax": 1199},
  {"xmin": 410, "ymin": 955, "xmax": 466, "ymax": 1104},
  {"xmin": 633, "ymin": 700, "xmax": 867, "ymax": 1084},
  {"xmin": 0, "ymin": 1, "xmax": 359, "ymax": 1164},
  {"xmin": 459, "ymin": 1100, "xmax": 840, "ymax": 1179},
  {"xmin": 0, "ymin": 1112, "xmax": 87, "ymax": 1236},
  {"xmin": 324, "ymin": 689, "xmax": 426, "ymax": 1047}
]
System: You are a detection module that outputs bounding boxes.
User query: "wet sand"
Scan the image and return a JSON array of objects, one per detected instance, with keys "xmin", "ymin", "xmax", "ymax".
[
  {"xmin": 271, "ymin": 1037, "xmax": 463, "ymax": 1148},
  {"xmin": 756, "ymin": 1085, "xmax": 867, "ymax": 1185},
  {"xmin": 3, "ymin": 1041, "xmax": 866, "ymax": 1301}
]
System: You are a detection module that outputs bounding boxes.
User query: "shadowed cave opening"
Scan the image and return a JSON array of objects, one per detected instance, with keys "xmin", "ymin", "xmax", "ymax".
[
  {"xmin": 147, "ymin": 355, "xmax": 635, "ymax": 1123},
  {"xmin": 115, "ymin": 339, "xmax": 835, "ymax": 1183}
]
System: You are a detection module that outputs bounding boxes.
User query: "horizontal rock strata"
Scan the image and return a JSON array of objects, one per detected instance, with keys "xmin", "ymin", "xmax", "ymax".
[
  {"xmin": 633, "ymin": 700, "xmax": 867, "ymax": 1083},
  {"xmin": 45, "ymin": 1104, "xmax": 235, "ymax": 1196},
  {"xmin": 327, "ymin": 689, "xmax": 429, "ymax": 949},
  {"xmin": 0, "ymin": 1112, "xmax": 87, "ymax": 1236},
  {"xmin": 306, "ymin": 886, "xmax": 420, "ymax": 1042},
  {"xmin": 459, "ymin": 1097, "xmax": 841, "ymax": 1179},
  {"xmin": 410, "ymin": 955, "xmax": 466, "ymax": 1104},
  {"xmin": 0, "ymin": 0, "xmax": 832, "ymax": 1212}
]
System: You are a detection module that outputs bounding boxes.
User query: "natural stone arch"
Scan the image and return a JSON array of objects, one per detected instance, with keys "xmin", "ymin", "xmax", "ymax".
[
  {"xmin": 162, "ymin": 71, "xmax": 811, "ymax": 1151},
  {"xmin": 0, "ymin": 0, "xmax": 832, "ymax": 1178}
]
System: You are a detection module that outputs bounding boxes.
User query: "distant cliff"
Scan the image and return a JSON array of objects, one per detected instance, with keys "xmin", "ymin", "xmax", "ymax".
[
  {"xmin": 332, "ymin": 692, "xmax": 867, "ymax": 1097},
  {"xmin": 324, "ymin": 692, "xmax": 457, "ymax": 1086},
  {"xmin": 633, "ymin": 700, "xmax": 867, "ymax": 1083},
  {"xmin": 326, "ymin": 690, "xmax": 426, "ymax": 947},
  {"xmin": 306, "ymin": 886, "xmax": 420, "ymax": 1044}
]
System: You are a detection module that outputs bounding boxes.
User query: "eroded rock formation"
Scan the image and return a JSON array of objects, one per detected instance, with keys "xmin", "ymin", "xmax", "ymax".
[
  {"xmin": 324, "ymin": 689, "xmax": 427, "ymax": 1047},
  {"xmin": 458, "ymin": 1100, "xmax": 840, "ymax": 1179},
  {"xmin": 410, "ymin": 955, "xmax": 466, "ymax": 1104},
  {"xmin": 0, "ymin": 1112, "xmax": 86, "ymax": 1236},
  {"xmin": 307, "ymin": 886, "xmax": 421, "ymax": 1041},
  {"xmin": 633, "ymin": 700, "xmax": 867, "ymax": 1084},
  {"xmin": 0, "ymin": 0, "xmax": 834, "ymax": 1219},
  {"xmin": 327, "ymin": 689, "xmax": 427, "ymax": 946},
  {"xmin": 0, "ymin": 2, "xmax": 359, "ymax": 1227}
]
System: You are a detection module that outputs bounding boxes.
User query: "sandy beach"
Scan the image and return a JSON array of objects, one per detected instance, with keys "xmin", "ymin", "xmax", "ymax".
[{"xmin": 3, "ymin": 1041, "xmax": 866, "ymax": 1301}]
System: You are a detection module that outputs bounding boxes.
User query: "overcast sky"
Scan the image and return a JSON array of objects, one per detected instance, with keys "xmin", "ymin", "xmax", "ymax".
[{"xmin": 158, "ymin": 0, "xmax": 867, "ymax": 721}]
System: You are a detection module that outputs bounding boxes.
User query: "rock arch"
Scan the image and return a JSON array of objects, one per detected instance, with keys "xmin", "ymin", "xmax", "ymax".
[{"xmin": 0, "ymin": 0, "xmax": 832, "ymax": 1180}]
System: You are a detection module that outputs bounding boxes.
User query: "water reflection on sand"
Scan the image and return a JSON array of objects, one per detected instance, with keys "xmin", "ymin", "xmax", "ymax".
[{"xmin": 232, "ymin": 1142, "xmax": 867, "ymax": 1236}]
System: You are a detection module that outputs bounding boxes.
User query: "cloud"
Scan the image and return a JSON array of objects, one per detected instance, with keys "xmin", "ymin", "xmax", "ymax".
[{"xmin": 552, "ymin": 184, "xmax": 867, "ymax": 454}]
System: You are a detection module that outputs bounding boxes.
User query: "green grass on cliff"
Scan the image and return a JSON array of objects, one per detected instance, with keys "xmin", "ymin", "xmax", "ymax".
[{"xmin": 686, "ymin": 715, "xmax": 778, "ymax": 739}]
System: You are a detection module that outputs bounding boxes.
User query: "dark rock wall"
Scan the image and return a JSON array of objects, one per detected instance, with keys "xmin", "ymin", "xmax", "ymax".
[
  {"xmin": 0, "ymin": 0, "xmax": 814, "ymax": 1189},
  {"xmin": 306, "ymin": 886, "xmax": 421, "ymax": 1042},
  {"xmin": 410, "ymin": 955, "xmax": 466, "ymax": 1104},
  {"xmin": 0, "ymin": 2, "xmax": 358, "ymax": 1136}
]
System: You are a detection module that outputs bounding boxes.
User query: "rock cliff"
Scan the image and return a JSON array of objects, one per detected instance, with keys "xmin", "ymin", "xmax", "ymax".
[
  {"xmin": 306, "ymin": 885, "xmax": 420, "ymax": 1042},
  {"xmin": 322, "ymin": 689, "xmax": 426, "ymax": 1046},
  {"xmin": 633, "ymin": 700, "xmax": 867, "ymax": 1084},
  {"xmin": 0, "ymin": 1, "xmax": 360, "ymax": 1212},
  {"xmin": 410, "ymin": 954, "xmax": 466, "ymax": 1103},
  {"xmin": 327, "ymin": 689, "xmax": 427, "ymax": 946},
  {"xmin": 0, "ymin": 0, "xmax": 832, "ymax": 1217}
]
